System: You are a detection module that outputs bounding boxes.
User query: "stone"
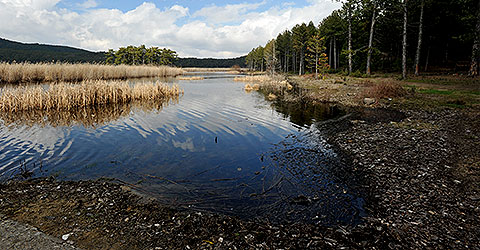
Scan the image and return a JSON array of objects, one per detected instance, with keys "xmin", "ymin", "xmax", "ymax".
[{"xmin": 363, "ymin": 98, "xmax": 376, "ymax": 105}]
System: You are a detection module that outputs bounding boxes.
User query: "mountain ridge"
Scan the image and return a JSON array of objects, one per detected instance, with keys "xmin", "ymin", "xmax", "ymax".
[{"xmin": 0, "ymin": 38, "xmax": 246, "ymax": 67}]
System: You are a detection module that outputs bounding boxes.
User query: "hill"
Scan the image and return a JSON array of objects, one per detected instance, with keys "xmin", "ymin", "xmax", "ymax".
[
  {"xmin": 0, "ymin": 38, "xmax": 106, "ymax": 63},
  {"xmin": 0, "ymin": 38, "xmax": 246, "ymax": 67}
]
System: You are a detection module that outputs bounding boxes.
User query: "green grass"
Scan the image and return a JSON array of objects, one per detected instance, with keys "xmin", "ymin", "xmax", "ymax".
[
  {"xmin": 406, "ymin": 77, "xmax": 480, "ymax": 86},
  {"xmin": 444, "ymin": 103, "xmax": 466, "ymax": 109},
  {"xmin": 418, "ymin": 89, "xmax": 455, "ymax": 95}
]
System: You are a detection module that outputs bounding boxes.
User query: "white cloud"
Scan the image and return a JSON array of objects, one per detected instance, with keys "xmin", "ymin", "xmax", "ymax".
[
  {"xmin": 0, "ymin": 0, "xmax": 342, "ymax": 58},
  {"xmin": 192, "ymin": 1, "xmax": 265, "ymax": 25},
  {"xmin": 77, "ymin": 0, "xmax": 97, "ymax": 9},
  {"xmin": 1, "ymin": 0, "xmax": 60, "ymax": 10}
]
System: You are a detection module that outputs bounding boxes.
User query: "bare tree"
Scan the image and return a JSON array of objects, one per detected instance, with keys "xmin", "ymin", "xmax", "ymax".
[
  {"xmin": 414, "ymin": 0, "xmax": 425, "ymax": 76},
  {"xmin": 333, "ymin": 36, "xmax": 337, "ymax": 70},
  {"xmin": 347, "ymin": 2, "xmax": 353, "ymax": 74},
  {"xmin": 469, "ymin": 0, "xmax": 480, "ymax": 76},
  {"xmin": 402, "ymin": 0, "xmax": 408, "ymax": 79},
  {"xmin": 366, "ymin": 1, "xmax": 377, "ymax": 75}
]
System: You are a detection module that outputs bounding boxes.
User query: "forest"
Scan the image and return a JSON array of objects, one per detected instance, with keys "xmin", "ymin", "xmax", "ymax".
[
  {"xmin": 105, "ymin": 45, "xmax": 178, "ymax": 66},
  {"xmin": 175, "ymin": 56, "xmax": 246, "ymax": 68},
  {"xmin": 0, "ymin": 38, "xmax": 105, "ymax": 63},
  {"xmin": 246, "ymin": 0, "xmax": 480, "ymax": 78}
]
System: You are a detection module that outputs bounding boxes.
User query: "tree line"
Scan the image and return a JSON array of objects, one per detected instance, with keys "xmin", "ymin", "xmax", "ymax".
[
  {"xmin": 175, "ymin": 56, "xmax": 246, "ymax": 68},
  {"xmin": 247, "ymin": 0, "xmax": 480, "ymax": 77},
  {"xmin": 105, "ymin": 45, "xmax": 178, "ymax": 66}
]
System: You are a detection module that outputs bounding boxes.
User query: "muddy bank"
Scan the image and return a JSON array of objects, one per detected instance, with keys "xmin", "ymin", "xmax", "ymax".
[{"xmin": 0, "ymin": 178, "xmax": 393, "ymax": 249}]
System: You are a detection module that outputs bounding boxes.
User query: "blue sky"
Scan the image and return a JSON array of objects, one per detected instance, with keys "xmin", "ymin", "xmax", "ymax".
[
  {"xmin": 0, "ymin": 0, "xmax": 341, "ymax": 58},
  {"xmin": 58, "ymin": 0, "xmax": 311, "ymax": 14}
]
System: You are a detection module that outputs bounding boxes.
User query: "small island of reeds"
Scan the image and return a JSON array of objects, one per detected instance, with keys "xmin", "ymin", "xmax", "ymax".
[{"xmin": 0, "ymin": 80, "xmax": 183, "ymax": 112}]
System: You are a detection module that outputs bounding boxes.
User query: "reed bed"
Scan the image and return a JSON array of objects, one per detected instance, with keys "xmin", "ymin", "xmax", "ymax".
[
  {"xmin": 177, "ymin": 76, "xmax": 205, "ymax": 80},
  {"xmin": 183, "ymin": 67, "xmax": 246, "ymax": 72},
  {"xmin": 235, "ymin": 75, "xmax": 293, "ymax": 92},
  {"xmin": 0, "ymin": 80, "xmax": 183, "ymax": 112},
  {"xmin": 0, "ymin": 63, "xmax": 184, "ymax": 84},
  {"xmin": 244, "ymin": 83, "xmax": 260, "ymax": 92}
]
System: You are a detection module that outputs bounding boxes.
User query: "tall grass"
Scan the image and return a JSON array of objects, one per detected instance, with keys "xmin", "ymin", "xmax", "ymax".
[
  {"xmin": 0, "ymin": 80, "xmax": 183, "ymax": 112},
  {"xmin": 0, "ymin": 63, "xmax": 184, "ymax": 84}
]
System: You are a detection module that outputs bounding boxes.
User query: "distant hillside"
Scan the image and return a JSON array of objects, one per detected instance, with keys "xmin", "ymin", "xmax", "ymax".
[
  {"xmin": 0, "ymin": 38, "xmax": 246, "ymax": 67},
  {"xmin": 0, "ymin": 38, "xmax": 105, "ymax": 63},
  {"xmin": 176, "ymin": 56, "xmax": 246, "ymax": 68}
]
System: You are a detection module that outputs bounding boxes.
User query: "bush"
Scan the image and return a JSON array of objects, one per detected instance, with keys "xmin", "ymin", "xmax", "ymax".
[{"xmin": 362, "ymin": 81, "xmax": 407, "ymax": 99}]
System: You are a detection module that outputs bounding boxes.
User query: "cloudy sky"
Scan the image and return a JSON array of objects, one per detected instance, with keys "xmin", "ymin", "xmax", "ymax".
[{"xmin": 0, "ymin": 0, "xmax": 341, "ymax": 58}]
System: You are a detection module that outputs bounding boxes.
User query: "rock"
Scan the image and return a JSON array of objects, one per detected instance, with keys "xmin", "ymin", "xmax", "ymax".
[
  {"xmin": 363, "ymin": 98, "xmax": 376, "ymax": 105},
  {"xmin": 62, "ymin": 233, "xmax": 72, "ymax": 241},
  {"xmin": 290, "ymin": 195, "xmax": 311, "ymax": 206}
]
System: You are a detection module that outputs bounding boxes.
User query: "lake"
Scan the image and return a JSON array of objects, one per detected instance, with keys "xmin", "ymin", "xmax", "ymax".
[{"xmin": 0, "ymin": 73, "xmax": 365, "ymax": 225}]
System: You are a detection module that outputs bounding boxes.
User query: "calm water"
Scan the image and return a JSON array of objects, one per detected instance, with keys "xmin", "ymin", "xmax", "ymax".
[{"xmin": 0, "ymin": 73, "xmax": 364, "ymax": 225}]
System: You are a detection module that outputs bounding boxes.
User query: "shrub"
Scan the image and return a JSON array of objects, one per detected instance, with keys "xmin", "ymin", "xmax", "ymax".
[{"xmin": 362, "ymin": 81, "xmax": 407, "ymax": 99}]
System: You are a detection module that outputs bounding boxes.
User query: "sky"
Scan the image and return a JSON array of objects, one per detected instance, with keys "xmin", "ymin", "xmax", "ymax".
[{"xmin": 0, "ymin": 0, "xmax": 342, "ymax": 58}]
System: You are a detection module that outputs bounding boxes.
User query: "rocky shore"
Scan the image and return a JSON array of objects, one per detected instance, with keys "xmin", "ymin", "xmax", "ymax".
[{"xmin": 326, "ymin": 107, "xmax": 480, "ymax": 249}]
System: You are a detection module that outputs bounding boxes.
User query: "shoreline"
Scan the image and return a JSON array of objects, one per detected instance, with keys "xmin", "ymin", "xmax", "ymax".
[{"xmin": 0, "ymin": 74, "xmax": 479, "ymax": 249}]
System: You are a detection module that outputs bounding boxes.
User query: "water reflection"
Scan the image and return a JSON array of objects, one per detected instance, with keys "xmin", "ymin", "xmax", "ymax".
[
  {"xmin": 0, "ymin": 75, "xmax": 364, "ymax": 225},
  {"xmin": 271, "ymin": 100, "xmax": 345, "ymax": 127},
  {"xmin": 0, "ymin": 98, "xmax": 178, "ymax": 128}
]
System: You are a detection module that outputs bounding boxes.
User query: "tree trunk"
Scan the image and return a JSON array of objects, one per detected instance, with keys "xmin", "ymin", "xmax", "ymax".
[
  {"xmin": 402, "ymin": 0, "xmax": 408, "ymax": 79},
  {"xmin": 286, "ymin": 50, "xmax": 290, "ymax": 72},
  {"xmin": 299, "ymin": 48, "xmax": 304, "ymax": 75},
  {"xmin": 366, "ymin": 3, "xmax": 377, "ymax": 75},
  {"xmin": 348, "ymin": 5, "xmax": 353, "ymax": 75},
  {"xmin": 293, "ymin": 52, "xmax": 296, "ymax": 73},
  {"xmin": 329, "ymin": 39, "xmax": 333, "ymax": 67},
  {"xmin": 415, "ymin": 0, "xmax": 424, "ymax": 76},
  {"xmin": 469, "ymin": 0, "xmax": 480, "ymax": 76},
  {"xmin": 315, "ymin": 52, "xmax": 318, "ymax": 79},
  {"xmin": 272, "ymin": 41, "xmax": 276, "ymax": 75},
  {"xmin": 425, "ymin": 45, "xmax": 430, "ymax": 72},
  {"xmin": 333, "ymin": 36, "xmax": 337, "ymax": 70}
]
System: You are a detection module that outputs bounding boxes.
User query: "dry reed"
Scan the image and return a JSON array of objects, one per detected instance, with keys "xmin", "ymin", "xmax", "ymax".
[
  {"xmin": 267, "ymin": 93, "xmax": 278, "ymax": 100},
  {"xmin": 244, "ymin": 83, "xmax": 260, "ymax": 92},
  {"xmin": 177, "ymin": 76, "xmax": 205, "ymax": 80},
  {"xmin": 183, "ymin": 68, "xmax": 245, "ymax": 72},
  {"xmin": 235, "ymin": 75, "xmax": 293, "ymax": 92},
  {"xmin": 0, "ymin": 80, "xmax": 183, "ymax": 112},
  {"xmin": 0, "ymin": 62, "xmax": 184, "ymax": 84}
]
